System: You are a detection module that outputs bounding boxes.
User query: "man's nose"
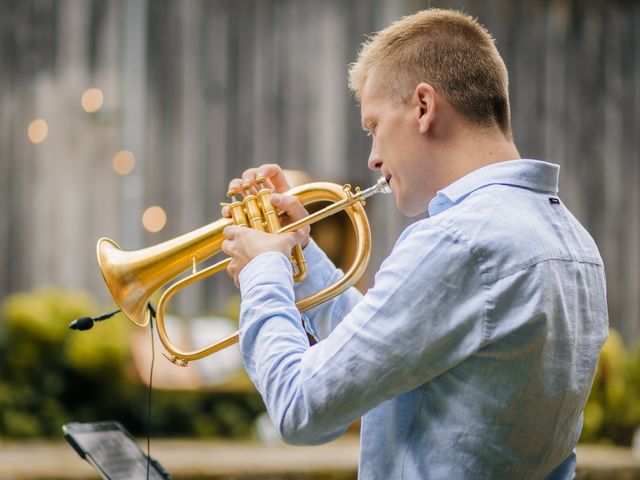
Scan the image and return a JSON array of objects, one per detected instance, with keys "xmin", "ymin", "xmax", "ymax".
[{"xmin": 368, "ymin": 147, "xmax": 383, "ymax": 171}]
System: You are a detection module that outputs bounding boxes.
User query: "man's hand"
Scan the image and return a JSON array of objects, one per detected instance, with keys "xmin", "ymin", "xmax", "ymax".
[
  {"xmin": 227, "ymin": 163, "xmax": 293, "ymax": 196},
  {"xmin": 221, "ymin": 164, "xmax": 311, "ymax": 286},
  {"xmin": 221, "ymin": 226, "xmax": 307, "ymax": 287}
]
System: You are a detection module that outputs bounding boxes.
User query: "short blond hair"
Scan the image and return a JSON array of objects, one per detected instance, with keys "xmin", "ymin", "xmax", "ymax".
[{"xmin": 348, "ymin": 9, "xmax": 511, "ymax": 136}]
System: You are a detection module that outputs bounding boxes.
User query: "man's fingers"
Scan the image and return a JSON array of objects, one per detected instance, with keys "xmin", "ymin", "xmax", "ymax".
[
  {"xmin": 227, "ymin": 178, "xmax": 243, "ymax": 195},
  {"xmin": 284, "ymin": 231, "xmax": 306, "ymax": 249},
  {"xmin": 223, "ymin": 225, "xmax": 239, "ymax": 240},
  {"xmin": 228, "ymin": 164, "xmax": 290, "ymax": 196},
  {"xmin": 240, "ymin": 168, "xmax": 260, "ymax": 191},
  {"xmin": 225, "ymin": 259, "xmax": 240, "ymax": 288},
  {"xmin": 271, "ymin": 194, "xmax": 309, "ymax": 221},
  {"xmin": 221, "ymin": 238, "xmax": 232, "ymax": 256},
  {"xmin": 222, "ymin": 238, "xmax": 241, "ymax": 287},
  {"xmin": 255, "ymin": 164, "xmax": 291, "ymax": 193},
  {"xmin": 270, "ymin": 194, "xmax": 310, "ymax": 247}
]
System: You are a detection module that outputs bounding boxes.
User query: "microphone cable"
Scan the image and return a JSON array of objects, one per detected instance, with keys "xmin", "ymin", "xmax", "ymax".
[
  {"xmin": 69, "ymin": 303, "xmax": 158, "ymax": 480},
  {"xmin": 146, "ymin": 302, "xmax": 157, "ymax": 480}
]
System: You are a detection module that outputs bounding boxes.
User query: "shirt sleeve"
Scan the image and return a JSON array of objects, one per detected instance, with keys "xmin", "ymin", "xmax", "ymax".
[
  {"xmin": 292, "ymin": 239, "xmax": 364, "ymax": 340},
  {"xmin": 237, "ymin": 222, "xmax": 487, "ymax": 446}
]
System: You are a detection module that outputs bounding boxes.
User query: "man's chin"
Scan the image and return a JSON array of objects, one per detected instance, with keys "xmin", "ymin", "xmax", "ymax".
[{"xmin": 396, "ymin": 199, "xmax": 427, "ymax": 218}]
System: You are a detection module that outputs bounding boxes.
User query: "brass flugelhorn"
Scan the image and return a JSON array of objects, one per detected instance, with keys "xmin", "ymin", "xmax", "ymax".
[{"xmin": 97, "ymin": 176, "xmax": 390, "ymax": 366}]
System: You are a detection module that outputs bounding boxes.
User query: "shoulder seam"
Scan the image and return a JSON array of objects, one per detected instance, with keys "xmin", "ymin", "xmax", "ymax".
[{"xmin": 419, "ymin": 221, "xmax": 492, "ymax": 345}]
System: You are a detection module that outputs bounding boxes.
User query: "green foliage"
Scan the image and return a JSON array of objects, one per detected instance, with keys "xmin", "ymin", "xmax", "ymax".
[
  {"xmin": 580, "ymin": 329, "xmax": 640, "ymax": 445},
  {"xmin": 0, "ymin": 288, "xmax": 264, "ymax": 440},
  {"xmin": 0, "ymin": 288, "xmax": 107, "ymax": 438},
  {"xmin": 11, "ymin": 289, "xmax": 636, "ymax": 446}
]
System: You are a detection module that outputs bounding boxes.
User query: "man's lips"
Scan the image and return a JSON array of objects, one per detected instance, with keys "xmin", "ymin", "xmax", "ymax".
[{"xmin": 385, "ymin": 175, "xmax": 392, "ymax": 186}]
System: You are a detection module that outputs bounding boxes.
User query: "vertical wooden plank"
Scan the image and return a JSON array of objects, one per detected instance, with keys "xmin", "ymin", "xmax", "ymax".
[
  {"xmin": 543, "ymin": 0, "xmax": 569, "ymax": 171},
  {"xmin": 600, "ymin": 1, "xmax": 626, "ymax": 337},
  {"xmin": 0, "ymin": 2, "xmax": 25, "ymax": 297},
  {"xmin": 84, "ymin": 0, "xmax": 123, "ymax": 296},
  {"xmin": 14, "ymin": 0, "xmax": 55, "ymax": 292},
  {"xmin": 224, "ymin": 0, "xmax": 241, "ymax": 176},
  {"xmin": 309, "ymin": 0, "xmax": 348, "ymax": 180},
  {"xmin": 344, "ymin": 0, "xmax": 377, "ymax": 184},
  {"xmin": 608, "ymin": 0, "xmax": 639, "ymax": 341},
  {"xmin": 562, "ymin": 0, "xmax": 587, "ymax": 225},
  {"xmin": 173, "ymin": 0, "xmax": 204, "ymax": 316},
  {"xmin": 30, "ymin": 0, "xmax": 91, "ymax": 289},
  {"xmin": 120, "ymin": 0, "xmax": 148, "ymax": 252},
  {"xmin": 228, "ymin": 0, "xmax": 256, "ymax": 174},
  {"xmin": 144, "ymin": 0, "xmax": 169, "ymax": 246},
  {"xmin": 203, "ymin": 0, "xmax": 229, "ymax": 189},
  {"xmin": 0, "ymin": 81, "xmax": 12, "ymax": 298},
  {"xmin": 630, "ymin": 0, "xmax": 640, "ymax": 341},
  {"xmin": 574, "ymin": 0, "xmax": 607, "ymax": 252},
  {"xmin": 280, "ymin": 0, "xmax": 312, "ymax": 173},
  {"xmin": 161, "ymin": 0, "xmax": 183, "ymax": 243},
  {"xmin": 203, "ymin": 0, "xmax": 236, "ymax": 311},
  {"xmin": 252, "ymin": 0, "xmax": 278, "ymax": 170}
]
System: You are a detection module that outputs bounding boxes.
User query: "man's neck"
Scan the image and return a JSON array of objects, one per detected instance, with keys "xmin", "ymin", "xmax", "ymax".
[{"xmin": 430, "ymin": 126, "xmax": 521, "ymax": 193}]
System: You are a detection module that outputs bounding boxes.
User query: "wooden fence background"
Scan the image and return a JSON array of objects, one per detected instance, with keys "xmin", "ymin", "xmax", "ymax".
[{"xmin": 1, "ymin": 0, "xmax": 638, "ymax": 342}]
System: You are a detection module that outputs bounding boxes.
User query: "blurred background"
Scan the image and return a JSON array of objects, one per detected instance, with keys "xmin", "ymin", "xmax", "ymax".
[{"xmin": 0, "ymin": 0, "xmax": 639, "ymax": 478}]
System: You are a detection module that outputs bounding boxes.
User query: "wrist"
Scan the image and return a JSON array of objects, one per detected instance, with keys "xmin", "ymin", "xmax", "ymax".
[{"xmin": 239, "ymin": 251, "xmax": 292, "ymax": 292}]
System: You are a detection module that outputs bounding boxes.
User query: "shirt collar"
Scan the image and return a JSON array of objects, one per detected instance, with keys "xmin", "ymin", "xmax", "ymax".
[{"xmin": 428, "ymin": 159, "xmax": 560, "ymax": 217}]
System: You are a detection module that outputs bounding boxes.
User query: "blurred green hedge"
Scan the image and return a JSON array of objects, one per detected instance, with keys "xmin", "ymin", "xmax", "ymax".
[
  {"xmin": 580, "ymin": 329, "xmax": 640, "ymax": 446},
  {"xmin": 0, "ymin": 288, "xmax": 264, "ymax": 439},
  {"xmin": 2, "ymin": 288, "xmax": 639, "ymax": 446}
]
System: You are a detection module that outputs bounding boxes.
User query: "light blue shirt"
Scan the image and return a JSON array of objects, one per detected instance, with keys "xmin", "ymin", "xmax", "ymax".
[{"xmin": 238, "ymin": 159, "xmax": 608, "ymax": 479}]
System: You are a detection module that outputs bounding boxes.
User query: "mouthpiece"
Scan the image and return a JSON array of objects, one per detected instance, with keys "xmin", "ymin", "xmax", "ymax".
[
  {"xmin": 375, "ymin": 176, "xmax": 392, "ymax": 194},
  {"xmin": 360, "ymin": 176, "xmax": 392, "ymax": 200}
]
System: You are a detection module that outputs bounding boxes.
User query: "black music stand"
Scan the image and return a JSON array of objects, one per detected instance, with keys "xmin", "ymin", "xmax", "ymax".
[{"xmin": 63, "ymin": 421, "xmax": 171, "ymax": 480}]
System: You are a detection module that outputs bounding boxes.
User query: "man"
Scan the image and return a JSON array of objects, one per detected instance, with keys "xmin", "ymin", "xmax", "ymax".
[{"xmin": 221, "ymin": 9, "xmax": 608, "ymax": 479}]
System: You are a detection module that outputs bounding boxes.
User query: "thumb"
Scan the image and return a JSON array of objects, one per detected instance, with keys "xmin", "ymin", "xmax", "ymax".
[{"xmin": 283, "ymin": 232, "xmax": 305, "ymax": 249}]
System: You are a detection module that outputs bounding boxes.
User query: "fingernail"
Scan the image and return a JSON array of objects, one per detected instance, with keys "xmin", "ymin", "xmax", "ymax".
[{"xmin": 271, "ymin": 193, "xmax": 281, "ymax": 203}]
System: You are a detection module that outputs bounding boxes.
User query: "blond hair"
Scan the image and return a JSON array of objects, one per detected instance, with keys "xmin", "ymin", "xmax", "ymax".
[{"xmin": 348, "ymin": 9, "xmax": 511, "ymax": 136}]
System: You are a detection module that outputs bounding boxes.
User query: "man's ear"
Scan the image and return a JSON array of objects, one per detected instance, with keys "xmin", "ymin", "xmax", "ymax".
[{"xmin": 414, "ymin": 83, "xmax": 436, "ymax": 133}]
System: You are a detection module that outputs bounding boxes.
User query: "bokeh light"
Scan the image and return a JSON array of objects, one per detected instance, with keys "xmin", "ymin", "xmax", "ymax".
[
  {"xmin": 27, "ymin": 118, "xmax": 48, "ymax": 144},
  {"xmin": 112, "ymin": 150, "xmax": 136, "ymax": 175},
  {"xmin": 142, "ymin": 206, "xmax": 167, "ymax": 233},
  {"xmin": 81, "ymin": 88, "xmax": 104, "ymax": 113}
]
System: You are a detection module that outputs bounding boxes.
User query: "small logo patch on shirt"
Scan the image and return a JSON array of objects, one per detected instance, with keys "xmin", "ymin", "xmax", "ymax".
[{"xmin": 549, "ymin": 197, "xmax": 560, "ymax": 205}]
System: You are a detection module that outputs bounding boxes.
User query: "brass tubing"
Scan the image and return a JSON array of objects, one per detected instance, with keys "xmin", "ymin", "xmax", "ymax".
[
  {"xmin": 97, "ymin": 178, "xmax": 389, "ymax": 365},
  {"xmin": 242, "ymin": 190, "xmax": 266, "ymax": 232},
  {"xmin": 257, "ymin": 181, "xmax": 307, "ymax": 282},
  {"xmin": 97, "ymin": 215, "xmax": 233, "ymax": 327},
  {"xmin": 154, "ymin": 183, "xmax": 372, "ymax": 364}
]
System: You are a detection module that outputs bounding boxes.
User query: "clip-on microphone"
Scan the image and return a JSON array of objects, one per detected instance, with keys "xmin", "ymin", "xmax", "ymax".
[
  {"xmin": 68, "ymin": 309, "xmax": 121, "ymax": 331},
  {"xmin": 69, "ymin": 303, "xmax": 156, "ymax": 331}
]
